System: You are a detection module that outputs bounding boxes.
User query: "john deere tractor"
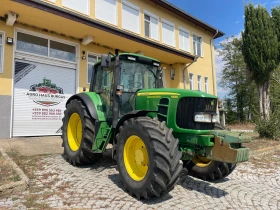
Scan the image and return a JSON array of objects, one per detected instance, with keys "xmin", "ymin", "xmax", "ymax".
[{"xmin": 61, "ymin": 51, "xmax": 251, "ymax": 199}]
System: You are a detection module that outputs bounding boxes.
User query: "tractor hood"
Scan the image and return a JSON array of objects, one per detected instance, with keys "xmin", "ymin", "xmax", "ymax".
[{"xmin": 137, "ymin": 88, "xmax": 217, "ymax": 98}]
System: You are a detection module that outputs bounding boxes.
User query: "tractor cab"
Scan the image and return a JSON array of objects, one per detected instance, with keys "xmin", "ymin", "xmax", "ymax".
[{"xmin": 90, "ymin": 53, "xmax": 162, "ymax": 117}]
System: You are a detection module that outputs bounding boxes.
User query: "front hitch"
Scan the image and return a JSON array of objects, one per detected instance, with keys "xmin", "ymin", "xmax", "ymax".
[{"xmin": 206, "ymin": 130, "xmax": 251, "ymax": 164}]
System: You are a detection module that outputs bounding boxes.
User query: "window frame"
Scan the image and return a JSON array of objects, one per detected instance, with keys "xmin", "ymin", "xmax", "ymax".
[
  {"xmin": 15, "ymin": 29, "xmax": 78, "ymax": 64},
  {"xmin": 205, "ymin": 77, "xmax": 209, "ymax": 93},
  {"xmin": 189, "ymin": 73, "xmax": 193, "ymax": 90},
  {"xmin": 0, "ymin": 31, "xmax": 4, "ymax": 74},
  {"xmin": 161, "ymin": 18, "xmax": 175, "ymax": 47},
  {"xmin": 193, "ymin": 33, "xmax": 203, "ymax": 57},
  {"xmin": 122, "ymin": 0, "xmax": 140, "ymax": 34},
  {"xmin": 144, "ymin": 10, "xmax": 159, "ymax": 41},
  {"xmin": 87, "ymin": 52, "xmax": 101, "ymax": 84},
  {"xmin": 178, "ymin": 26, "xmax": 190, "ymax": 52},
  {"xmin": 197, "ymin": 75, "xmax": 202, "ymax": 91}
]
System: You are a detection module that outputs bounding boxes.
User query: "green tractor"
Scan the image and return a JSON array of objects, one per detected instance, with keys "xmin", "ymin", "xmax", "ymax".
[{"xmin": 61, "ymin": 51, "xmax": 251, "ymax": 199}]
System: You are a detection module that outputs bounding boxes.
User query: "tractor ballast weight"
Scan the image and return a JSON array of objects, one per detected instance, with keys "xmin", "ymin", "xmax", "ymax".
[{"xmin": 61, "ymin": 52, "xmax": 251, "ymax": 199}]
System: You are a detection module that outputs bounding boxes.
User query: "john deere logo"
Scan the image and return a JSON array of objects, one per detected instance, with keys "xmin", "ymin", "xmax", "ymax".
[
  {"xmin": 26, "ymin": 78, "xmax": 65, "ymax": 107},
  {"xmin": 204, "ymin": 100, "xmax": 215, "ymax": 111}
]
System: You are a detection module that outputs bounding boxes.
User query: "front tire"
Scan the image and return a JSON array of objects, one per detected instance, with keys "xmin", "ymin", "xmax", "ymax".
[
  {"xmin": 62, "ymin": 99, "xmax": 100, "ymax": 166},
  {"xmin": 184, "ymin": 158, "xmax": 236, "ymax": 181},
  {"xmin": 116, "ymin": 117, "xmax": 182, "ymax": 199}
]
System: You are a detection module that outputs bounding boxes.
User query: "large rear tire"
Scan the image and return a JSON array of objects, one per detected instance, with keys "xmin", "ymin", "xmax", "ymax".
[
  {"xmin": 61, "ymin": 99, "xmax": 101, "ymax": 166},
  {"xmin": 116, "ymin": 117, "xmax": 182, "ymax": 199},
  {"xmin": 184, "ymin": 124, "xmax": 237, "ymax": 181}
]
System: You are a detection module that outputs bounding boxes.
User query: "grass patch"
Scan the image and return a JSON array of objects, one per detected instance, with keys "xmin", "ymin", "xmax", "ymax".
[
  {"xmin": 23, "ymin": 193, "xmax": 50, "ymax": 209},
  {"xmin": 0, "ymin": 151, "xmax": 22, "ymax": 186}
]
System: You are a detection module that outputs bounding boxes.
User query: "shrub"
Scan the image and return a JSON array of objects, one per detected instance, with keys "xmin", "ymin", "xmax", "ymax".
[{"xmin": 255, "ymin": 109, "xmax": 280, "ymax": 139}]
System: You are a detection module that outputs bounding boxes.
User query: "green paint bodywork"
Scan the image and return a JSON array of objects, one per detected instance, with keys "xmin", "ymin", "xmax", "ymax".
[
  {"xmin": 136, "ymin": 88, "xmax": 217, "ymax": 135},
  {"xmin": 83, "ymin": 92, "xmax": 106, "ymax": 121},
  {"xmin": 92, "ymin": 122, "xmax": 112, "ymax": 153}
]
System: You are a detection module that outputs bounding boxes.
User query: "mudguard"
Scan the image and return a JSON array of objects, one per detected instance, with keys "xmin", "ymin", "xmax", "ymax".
[{"xmin": 66, "ymin": 92, "xmax": 106, "ymax": 121}]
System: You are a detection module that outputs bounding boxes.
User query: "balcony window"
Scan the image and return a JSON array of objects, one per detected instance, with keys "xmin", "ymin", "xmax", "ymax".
[
  {"xmin": 193, "ymin": 35, "xmax": 203, "ymax": 57},
  {"xmin": 96, "ymin": 0, "xmax": 117, "ymax": 25},
  {"xmin": 122, "ymin": 1, "xmax": 140, "ymax": 34},
  {"xmin": 62, "ymin": 0, "xmax": 89, "ymax": 15},
  {"xmin": 144, "ymin": 12, "xmax": 158, "ymax": 40},
  {"xmin": 162, "ymin": 19, "xmax": 175, "ymax": 47}
]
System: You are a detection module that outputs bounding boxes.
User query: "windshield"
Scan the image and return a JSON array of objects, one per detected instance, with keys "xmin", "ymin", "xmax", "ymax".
[{"xmin": 120, "ymin": 60, "xmax": 157, "ymax": 92}]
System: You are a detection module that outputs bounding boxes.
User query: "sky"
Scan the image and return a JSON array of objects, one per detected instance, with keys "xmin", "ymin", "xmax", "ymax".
[{"xmin": 168, "ymin": 0, "xmax": 280, "ymax": 98}]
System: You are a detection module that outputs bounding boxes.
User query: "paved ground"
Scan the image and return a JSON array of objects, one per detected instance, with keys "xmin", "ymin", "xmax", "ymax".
[
  {"xmin": 0, "ymin": 147, "xmax": 280, "ymax": 210},
  {"xmin": 0, "ymin": 136, "xmax": 62, "ymax": 156}
]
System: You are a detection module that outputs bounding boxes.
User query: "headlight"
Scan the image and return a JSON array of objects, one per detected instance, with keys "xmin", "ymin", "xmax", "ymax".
[
  {"xmin": 194, "ymin": 114, "xmax": 211, "ymax": 123},
  {"xmin": 194, "ymin": 114, "xmax": 218, "ymax": 123},
  {"xmin": 212, "ymin": 114, "xmax": 218, "ymax": 123}
]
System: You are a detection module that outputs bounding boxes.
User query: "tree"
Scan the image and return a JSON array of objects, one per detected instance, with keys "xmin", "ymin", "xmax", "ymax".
[
  {"xmin": 271, "ymin": 7, "xmax": 280, "ymax": 111},
  {"xmin": 242, "ymin": 4, "xmax": 279, "ymax": 120},
  {"xmin": 272, "ymin": 7, "xmax": 280, "ymax": 60},
  {"xmin": 219, "ymin": 37, "xmax": 257, "ymax": 123}
]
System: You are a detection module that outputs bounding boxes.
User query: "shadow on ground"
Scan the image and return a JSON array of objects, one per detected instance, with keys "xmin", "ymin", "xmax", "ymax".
[{"xmin": 178, "ymin": 176, "xmax": 228, "ymax": 198}]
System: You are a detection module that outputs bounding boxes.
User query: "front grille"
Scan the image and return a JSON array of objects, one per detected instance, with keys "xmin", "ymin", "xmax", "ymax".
[{"xmin": 176, "ymin": 97, "xmax": 217, "ymax": 130}]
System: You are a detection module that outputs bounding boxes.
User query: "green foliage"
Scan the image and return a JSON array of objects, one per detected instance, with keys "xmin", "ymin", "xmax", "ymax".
[
  {"xmin": 272, "ymin": 7, "xmax": 280, "ymax": 60},
  {"xmin": 271, "ymin": 66, "xmax": 280, "ymax": 111},
  {"xmin": 219, "ymin": 38, "xmax": 257, "ymax": 123},
  {"xmin": 242, "ymin": 4, "xmax": 279, "ymax": 85},
  {"xmin": 255, "ymin": 109, "xmax": 280, "ymax": 140}
]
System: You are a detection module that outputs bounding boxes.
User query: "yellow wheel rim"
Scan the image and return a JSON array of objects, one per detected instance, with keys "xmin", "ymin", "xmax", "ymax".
[
  {"xmin": 124, "ymin": 135, "xmax": 149, "ymax": 181},
  {"xmin": 192, "ymin": 155, "xmax": 212, "ymax": 167},
  {"xmin": 67, "ymin": 113, "xmax": 82, "ymax": 151}
]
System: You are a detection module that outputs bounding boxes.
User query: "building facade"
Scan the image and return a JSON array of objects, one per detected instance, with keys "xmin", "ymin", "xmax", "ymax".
[{"xmin": 0, "ymin": 0, "xmax": 224, "ymax": 138}]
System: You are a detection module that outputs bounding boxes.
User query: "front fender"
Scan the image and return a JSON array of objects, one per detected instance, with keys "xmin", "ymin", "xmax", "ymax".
[{"xmin": 66, "ymin": 92, "xmax": 106, "ymax": 121}]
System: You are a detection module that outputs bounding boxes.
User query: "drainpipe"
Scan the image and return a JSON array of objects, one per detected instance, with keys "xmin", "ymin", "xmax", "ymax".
[
  {"xmin": 210, "ymin": 30, "xmax": 219, "ymax": 95},
  {"xmin": 183, "ymin": 57, "xmax": 198, "ymax": 89}
]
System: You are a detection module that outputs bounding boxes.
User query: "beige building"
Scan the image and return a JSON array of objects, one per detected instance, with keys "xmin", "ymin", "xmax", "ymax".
[{"xmin": 0, "ymin": 0, "xmax": 224, "ymax": 138}]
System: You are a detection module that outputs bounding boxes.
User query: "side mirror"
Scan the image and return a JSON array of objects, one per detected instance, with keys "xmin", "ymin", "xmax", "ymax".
[
  {"xmin": 101, "ymin": 54, "xmax": 111, "ymax": 68},
  {"xmin": 170, "ymin": 69, "xmax": 175, "ymax": 80}
]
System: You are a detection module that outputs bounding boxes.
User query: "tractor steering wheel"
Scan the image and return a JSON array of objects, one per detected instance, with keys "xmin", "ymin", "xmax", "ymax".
[{"xmin": 127, "ymin": 82, "xmax": 142, "ymax": 90}]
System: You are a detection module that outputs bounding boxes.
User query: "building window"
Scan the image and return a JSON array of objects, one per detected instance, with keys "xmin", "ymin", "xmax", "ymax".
[
  {"xmin": 144, "ymin": 11, "xmax": 159, "ymax": 40},
  {"xmin": 197, "ymin": 75, "xmax": 201, "ymax": 91},
  {"xmin": 50, "ymin": 40, "xmax": 76, "ymax": 62},
  {"xmin": 16, "ymin": 32, "xmax": 76, "ymax": 62},
  {"xmin": 179, "ymin": 28, "xmax": 190, "ymax": 52},
  {"xmin": 62, "ymin": 0, "xmax": 89, "ymax": 15},
  {"xmin": 17, "ymin": 32, "xmax": 48, "ymax": 56},
  {"xmin": 88, "ymin": 54, "xmax": 101, "ymax": 84},
  {"xmin": 193, "ymin": 35, "xmax": 203, "ymax": 57},
  {"xmin": 162, "ymin": 19, "xmax": 175, "ymax": 47},
  {"xmin": 189, "ymin": 73, "xmax": 193, "ymax": 90},
  {"xmin": 96, "ymin": 0, "xmax": 117, "ymax": 25},
  {"xmin": 0, "ymin": 33, "xmax": 3, "ymax": 73},
  {"xmin": 122, "ymin": 1, "xmax": 140, "ymax": 34},
  {"xmin": 205, "ymin": 77, "xmax": 209, "ymax": 93}
]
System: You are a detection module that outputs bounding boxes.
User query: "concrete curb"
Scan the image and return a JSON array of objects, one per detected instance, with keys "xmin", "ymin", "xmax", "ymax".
[
  {"xmin": 250, "ymin": 144, "xmax": 280, "ymax": 158},
  {"xmin": 0, "ymin": 147, "xmax": 29, "ymax": 194}
]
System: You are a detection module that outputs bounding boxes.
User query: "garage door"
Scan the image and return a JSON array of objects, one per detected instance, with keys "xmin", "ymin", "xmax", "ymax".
[{"xmin": 13, "ymin": 59, "xmax": 76, "ymax": 136}]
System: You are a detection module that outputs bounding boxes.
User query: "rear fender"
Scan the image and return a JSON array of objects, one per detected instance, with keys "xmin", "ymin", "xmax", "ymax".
[{"xmin": 66, "ymin": 92, "xmax": 106, "ymax": 121}]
